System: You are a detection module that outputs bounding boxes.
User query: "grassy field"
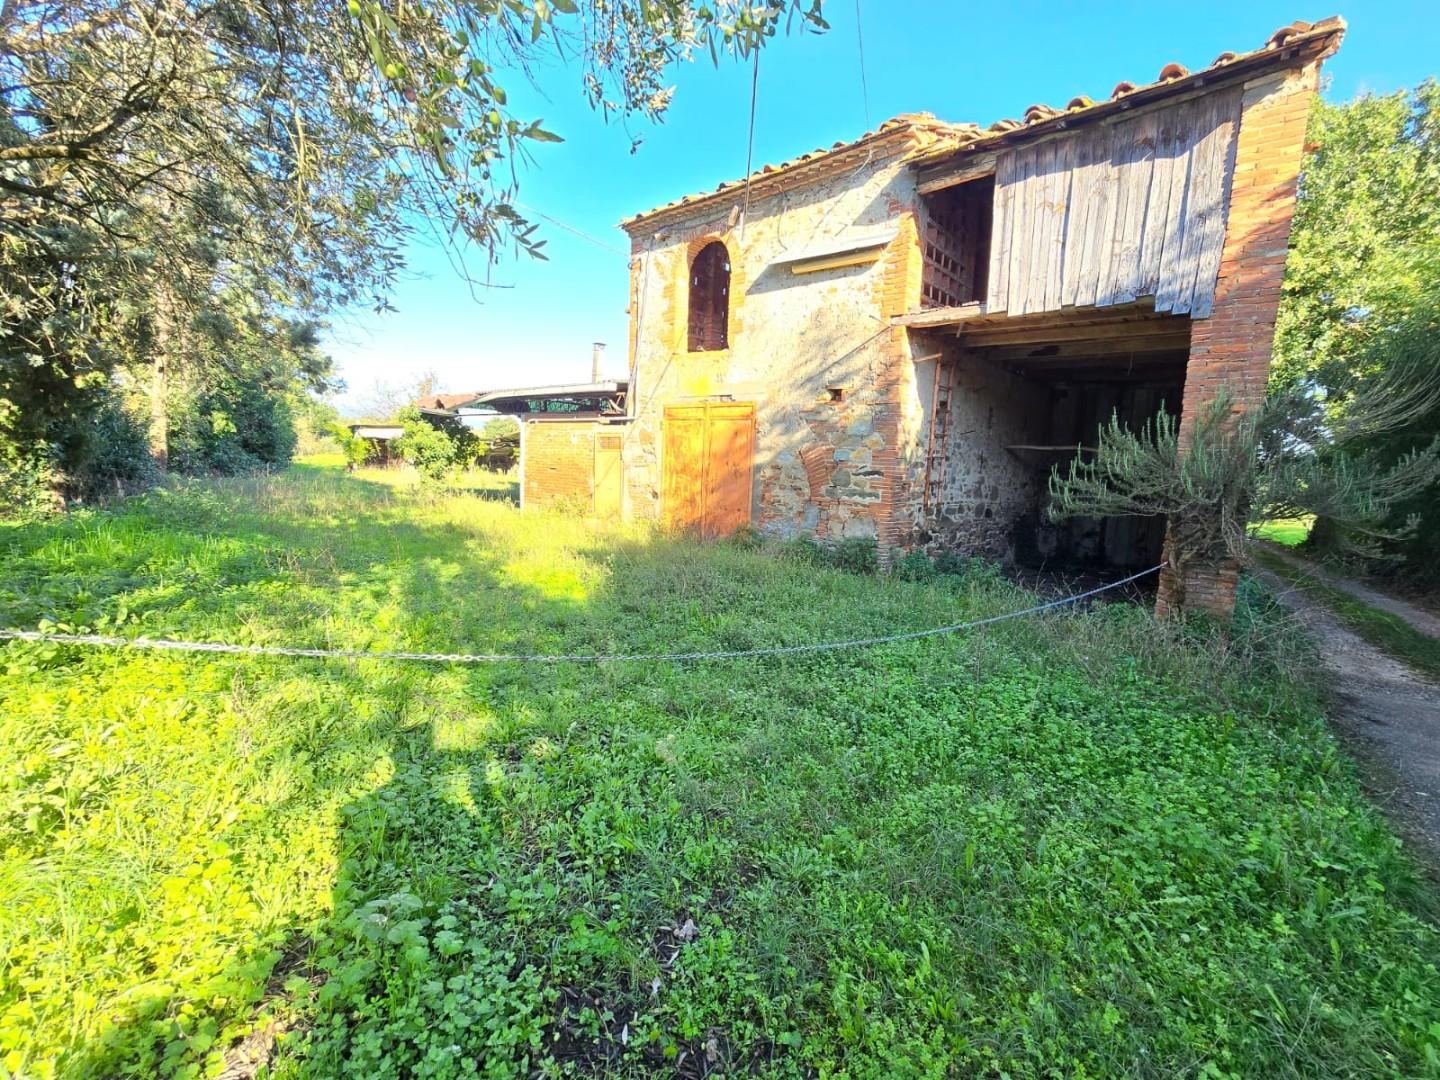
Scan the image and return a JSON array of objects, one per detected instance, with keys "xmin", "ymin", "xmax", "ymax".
[
  {"xmin": 2, "ymin": 464, "xmax": 1438, "ymax": 1078},
  {"xmin": 1253, "ymin": 547, "xmax": 1440, "ymax": 681},
  {"xmin": 1250, "ymin": 517, "xmax": 1314, "ymax": 548}
]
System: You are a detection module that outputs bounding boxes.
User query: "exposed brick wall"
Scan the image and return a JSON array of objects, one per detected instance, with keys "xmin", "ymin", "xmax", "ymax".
[
  {"xmin": 1180, "ymin": 64, "xmax": 1320, "ymax": 428},
  {"xmin": 522, "ymin": 420, "xmax": 595, "ymax": 509},
  {"xmin": 1157, "ymin": 62, "xmax": 1323, "ymax": 619},
  {"xmin": 1155, "ymin": 560, "xmax": 1242, "ymax": 621},
  {"xmin": 871, "ymin": 212, "xmax": 925, "ymax": 557}
]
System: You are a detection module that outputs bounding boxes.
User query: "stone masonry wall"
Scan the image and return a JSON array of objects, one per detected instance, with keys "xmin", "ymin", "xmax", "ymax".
[
  {"xmin": 622, "ymin": 134, "xmax": 930, "ymax": 550},
  {"xmin": 920, "ymin": 349, "xmax": 1049, "ymax": 558},
  {"xmin": 1157, "ymin": 61, "xmax": 1323, "ymax": 618}
]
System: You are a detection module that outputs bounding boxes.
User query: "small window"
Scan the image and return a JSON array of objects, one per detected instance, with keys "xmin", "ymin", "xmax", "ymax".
[{"xmin": 688, "ymin": 241, "xmax": 730, "ymax": 352}]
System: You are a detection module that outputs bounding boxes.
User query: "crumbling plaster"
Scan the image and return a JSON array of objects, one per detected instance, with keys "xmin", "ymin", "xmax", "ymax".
[{"xmin": 622, "ymin": 139, "xmax": 934, "ymax": 546}]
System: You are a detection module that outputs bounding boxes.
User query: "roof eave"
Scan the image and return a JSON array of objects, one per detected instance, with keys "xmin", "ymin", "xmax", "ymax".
[
  {"xmin": 915, "ymin": 22, "xmax": 1344, "ymax": 177},
  {"xmin": 619, "ymin": 121, "xmax": 952, "ymax": 234}
]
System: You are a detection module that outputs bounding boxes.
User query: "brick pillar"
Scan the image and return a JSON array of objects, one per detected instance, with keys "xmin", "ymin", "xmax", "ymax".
[
  {"xmin": 872, "ymin": 209, "xmax": 926, "ymax": 561},
  {"xmin": 1156, "ymin": 62, "xmax": 1321, "ymax": 619}
]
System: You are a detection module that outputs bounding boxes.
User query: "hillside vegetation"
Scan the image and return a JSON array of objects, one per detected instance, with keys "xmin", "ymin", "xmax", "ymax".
[{"xmin": 1, "ymin": 464, "xmax": 1437, "ymax": 1078}]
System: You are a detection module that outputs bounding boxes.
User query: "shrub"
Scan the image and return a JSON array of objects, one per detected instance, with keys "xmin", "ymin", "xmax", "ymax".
[
  {"xmin": 932, "ymin": 550, "xmax": 1003, "ymax": 586},
  {"xmin": 330, "ymin": 423, "xmax": 370, "ymax": 470},
  {"xmin": 396, "ymin": 407, "xmax": 476, "ymax": 483},
  {"xmin": 170, "ymin": 381, "xmax": 298, "ymax": 475},
  {"xmin": 889, "ymin": 549, "xmax": 937, "ymax": 582},
  {"xmin": 829, "ymin": 537, "xmax": 879, "ymax": 575},
  {"xmin": 726, "ymin": 523, "xmax": 764, "ymax": 551},
  {"xmin": 0, "ymin": 443, "xmax": 59, "ymax": 515},
  {"xmin": 67, "ymin": 397, "xmax": 159, "ymax": 499}
]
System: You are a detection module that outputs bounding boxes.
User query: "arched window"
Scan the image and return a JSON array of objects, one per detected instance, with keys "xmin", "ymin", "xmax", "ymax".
[{"xmin": 687, "ymin": 241, "xmax": 730, "ymax": 352}]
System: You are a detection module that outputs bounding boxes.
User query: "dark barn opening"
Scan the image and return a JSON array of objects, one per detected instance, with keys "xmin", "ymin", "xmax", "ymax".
[
  {"xmin": 688, "ymin": 240, "xmax": 731, "ymax": 352},
  {"xmin": 921, "ymin": 175, "xmax": 994, "ymax": 308},
  {"xmin": 919, "ymin": 303, "xmax": 1191, "ymax": 572},
  {"xmin": 1006, "ymin": 373, "xmax": 1183, "ymax": 569}
]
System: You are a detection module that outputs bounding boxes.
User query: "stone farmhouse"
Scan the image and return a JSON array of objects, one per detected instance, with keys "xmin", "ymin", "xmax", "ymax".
[{"xmin": 531, "ymin": 17, "xmax": 1345, "ymax": 616}]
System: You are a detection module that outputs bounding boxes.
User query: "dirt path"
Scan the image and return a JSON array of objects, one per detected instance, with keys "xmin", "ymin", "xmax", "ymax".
[
  {"xmin": 1260, "ymin": 544, "xmax": 1440, "ymax": 639},
  {"xmin": 1252, "ymin": 565, "xmax": 1440, "ymax": 872}
]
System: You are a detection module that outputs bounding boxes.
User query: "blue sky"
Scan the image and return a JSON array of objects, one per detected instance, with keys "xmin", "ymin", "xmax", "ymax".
[{"xmin": 328, "ymin": 1, "xmax": 1440, "ymax": 412}]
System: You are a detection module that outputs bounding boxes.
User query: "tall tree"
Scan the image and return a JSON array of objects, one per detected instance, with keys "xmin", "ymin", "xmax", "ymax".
[
  {"xmin": 1, "ymin": 0, "xmax": 826, "ymax": 490},
  {"xmin": 1273, "ymin": 81, "xmax": 1440, "ymax": 572},
  {"xmin": 1274, "ymin": 81, "xmax": 1440, "ymax": 392}
]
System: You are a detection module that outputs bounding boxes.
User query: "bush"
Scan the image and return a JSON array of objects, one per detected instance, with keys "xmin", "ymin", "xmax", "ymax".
[
  {"xmin": 330, "ymin": 423, "xmax": 370, "ymax": 470},
  {"xmin": 889, "ymin": 549, "xmax": 937, "ymax": 582},
  {"xmin": 170, "ymin": 382, "xmax": 297, "ymax": 475},
  {"xmin": 932, "ymin": 550, "xmax": 1004, "ymax": 586},
  {"xmin": 829, "ymin": 536, "xmax": 879, "ymax": 575},
  {"xmin": 0, "ymin": 443, "xmax": 60, "ymax": 515},
  {"xmin": 2, "ymin": 393, "xmax": 157, "ymax": 513},
  {"xmin": 66, "ymin": 397, "xmax": 159, "ymax": 500},
  {"xmin": 396, "ymin": 408, "xmax": 464, "ymax": 483}
]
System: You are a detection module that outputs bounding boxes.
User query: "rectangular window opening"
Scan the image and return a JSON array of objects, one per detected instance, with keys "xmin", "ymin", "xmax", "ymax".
[{"xmin": 920, "ymin": 174, "xmax": 994, "ymax": 308}]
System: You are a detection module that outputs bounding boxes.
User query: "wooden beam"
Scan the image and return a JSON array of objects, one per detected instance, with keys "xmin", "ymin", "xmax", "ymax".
[
  {"xmin": 892, "ymin": 302, "xmax": 986, "ymax": 329},
  {"xmin": 957, "ymin": 299, "xmax": 1159, "ymax": 332},
  {"xmin": 960, "ymin": 318, "xmax": 1190, "ymax": 348},
  {"xmin": 1005, "ymin": 366, "xmax": 1187, "ymax": 383},
  {"xmin": 788, "ymin": 249, "xmax": 885, "ymax": 275},
  {"xmin": 916, "ymin": 152, "xmax": 998, "ymax": 196}
]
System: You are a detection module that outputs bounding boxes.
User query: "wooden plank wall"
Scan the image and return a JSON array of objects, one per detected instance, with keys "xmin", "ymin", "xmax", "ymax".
[{"xmin": 986, "ymin": 86, "xmax": 1243, "ymax": 319}]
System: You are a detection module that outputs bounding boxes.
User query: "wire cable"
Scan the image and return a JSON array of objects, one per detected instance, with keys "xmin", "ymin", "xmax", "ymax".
[
  {"xmin": 740, "ymin": 45, "xmax": 760, "ymax": 241},
  {"xmin": 855, "ymin": 0, "xmax": 871, "ymax": 130},
  {"xmin": 0, "ymin": 565, "xmax": 1162, "ymax": 665},
  {"xmin": 516, "ymin": 202, "xmax": 628, "ymax": 256}
]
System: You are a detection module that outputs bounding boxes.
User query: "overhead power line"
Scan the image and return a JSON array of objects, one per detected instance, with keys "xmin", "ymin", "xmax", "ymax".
[
  {"xmin": 516, "ymin": 202, "xmax": 628, "ymax": 256},
  {"xmin": 855, "ymin": 0, "xmax": 871, "ymax": 130}
]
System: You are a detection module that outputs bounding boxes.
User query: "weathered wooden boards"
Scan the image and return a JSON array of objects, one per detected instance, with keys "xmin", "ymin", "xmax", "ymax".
[
  {"xmin": 661, "ymin": 402, "xmax": 756, "ymax": 540},
  {"xmin": 985, "ymin": 87, "xmax": 1242, "ymax": 320}
]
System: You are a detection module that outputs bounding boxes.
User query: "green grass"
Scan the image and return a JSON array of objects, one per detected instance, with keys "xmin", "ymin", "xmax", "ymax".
[
  {"xmin": 1250, "ymin": 516, "xmax": 1314, "ymax": 548},
  {"xmin": 1254, "ymin": 547, "xmax": 1440, "ymax": 681},
  {"xmin": 2, "ymin": 466, "xmax": 1438, "ymax": 1078}
]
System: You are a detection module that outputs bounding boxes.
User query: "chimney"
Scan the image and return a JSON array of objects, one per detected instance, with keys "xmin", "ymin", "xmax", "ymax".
[{"xmin": 591, "ymin": 342, "xmax": 606, "ymax": 383}]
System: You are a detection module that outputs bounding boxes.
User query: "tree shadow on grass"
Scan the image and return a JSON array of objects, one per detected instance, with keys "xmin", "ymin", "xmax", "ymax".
[
  {"xmin": 27, "ymin": 481, "xmax": 600, "ymax": 1078},
  {"xmin": 42, "ymin": 470, "xmax": 791, "ymax": 1078}
]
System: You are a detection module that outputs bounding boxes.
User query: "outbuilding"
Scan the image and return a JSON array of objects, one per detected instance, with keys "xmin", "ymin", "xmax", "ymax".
[{"xmin": 606, "ymin": 18, "xmax": 1344, "ymax": 617}]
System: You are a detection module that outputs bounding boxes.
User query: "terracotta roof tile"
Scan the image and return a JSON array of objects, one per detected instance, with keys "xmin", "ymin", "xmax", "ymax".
[{"xmin": 621, "ymin": 18, "xmax": 1345, "ymax": 230}]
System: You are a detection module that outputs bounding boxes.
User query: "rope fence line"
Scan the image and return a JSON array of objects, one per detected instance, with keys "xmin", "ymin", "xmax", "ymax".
[{"xmin": 0, "ymin": 565, "xmax": 1162, "ymax": 666}]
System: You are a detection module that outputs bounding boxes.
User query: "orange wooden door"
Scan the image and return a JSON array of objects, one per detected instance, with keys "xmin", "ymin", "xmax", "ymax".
[
  {"xmin": 593, "ymin": 432, "xmax": 624, "ymax": 520},
  {"xmin": 662, "ymin": 402, "xmax": 755, "ymax": 539},
  {"xmin": 702, "ymin": 403, "xmax": 756, "ymax": 538},
  {"xmin": 662, "ymin": 405, "xmax": 707, "ymax": 533}
]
